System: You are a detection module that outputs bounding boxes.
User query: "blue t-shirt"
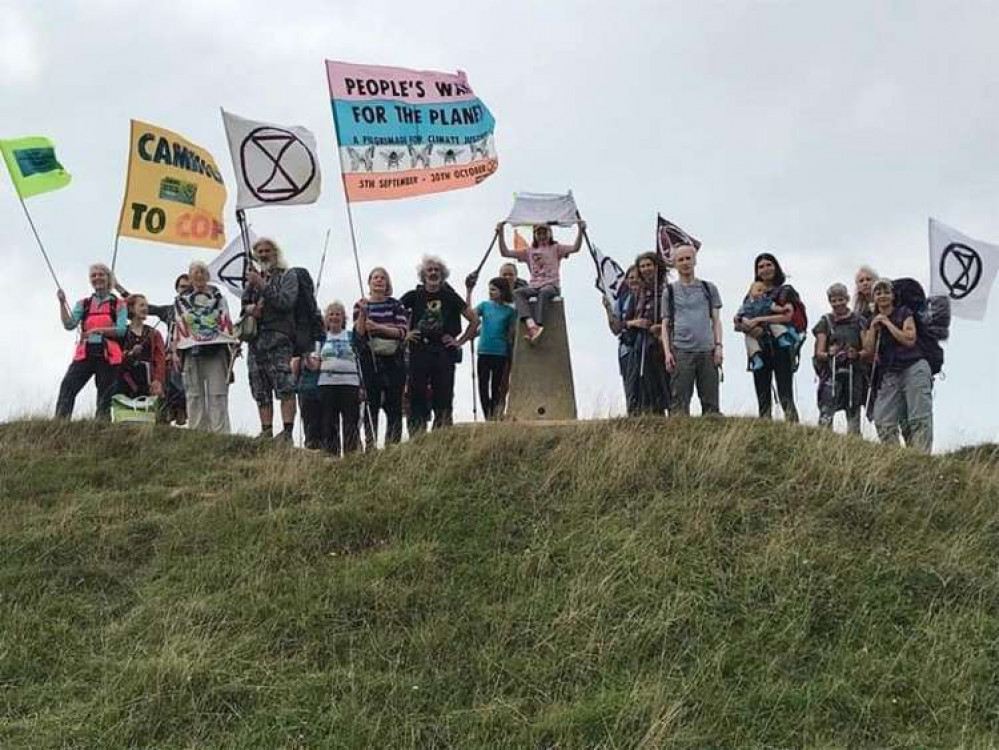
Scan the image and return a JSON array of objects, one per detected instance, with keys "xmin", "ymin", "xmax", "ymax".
[{"xmin": 475, "ymin": 300, "xmax": 516, "ymax": 357}]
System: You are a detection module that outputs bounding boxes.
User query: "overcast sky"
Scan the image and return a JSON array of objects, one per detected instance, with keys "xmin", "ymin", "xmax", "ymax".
[{"xmin": 2, "ymin": 0, "xmax": 997, "ymax": 450}]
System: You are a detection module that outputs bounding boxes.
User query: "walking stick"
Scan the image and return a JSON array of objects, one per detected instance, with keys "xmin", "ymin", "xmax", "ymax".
[
  {"xmin": 470, "ymin": 338, "xmax": 478, "ymax": 422},
  {"xmin": 466, "ymin": 230, "xmax": 503, "ymax": 423},
  {"xmin": 865, "ymin": 331, "xmax": 882, "ymax": 417}
]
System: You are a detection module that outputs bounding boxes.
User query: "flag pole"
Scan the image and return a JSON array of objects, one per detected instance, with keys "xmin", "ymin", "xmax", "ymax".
[
  {"xmin": 473, "ymin": 232, "xmax": 499, "ymax": 279},
  {"xmin": 17, "ymin": 193, "xmax": 63, "ymax": 292},
  {"xmin": 315, "ymin": 227, "xmax": 331, "ymax": 294},
  {"xmin": 344, "ymin": 198, "xmax": 366, "ymax": 297},
  {"xmin": 111, "ymin": 120, "xmax": 137, "ymax": 275}
]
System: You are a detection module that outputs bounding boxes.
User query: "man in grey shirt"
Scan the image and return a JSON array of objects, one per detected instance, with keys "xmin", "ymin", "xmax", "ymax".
[{"xmin": 661, "ymin": 244, "xmax": 724, "ymax": 415}]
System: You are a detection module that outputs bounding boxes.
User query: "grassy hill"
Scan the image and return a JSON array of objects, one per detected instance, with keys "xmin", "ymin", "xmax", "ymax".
[{"xmin": 1, "ymin": 418, "xmax": 997, "ymax": 749}]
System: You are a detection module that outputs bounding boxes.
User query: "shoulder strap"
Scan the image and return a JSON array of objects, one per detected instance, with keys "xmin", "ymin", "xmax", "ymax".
[{"xmin": 701, "ymin": 280, "xmax": 712, "ymax": 317}]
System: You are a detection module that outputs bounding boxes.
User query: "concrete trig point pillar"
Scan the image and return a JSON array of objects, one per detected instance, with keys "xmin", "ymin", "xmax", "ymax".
[{"xmin": 506, "ymin": 297, "xmax": 577, "ymax": 421}]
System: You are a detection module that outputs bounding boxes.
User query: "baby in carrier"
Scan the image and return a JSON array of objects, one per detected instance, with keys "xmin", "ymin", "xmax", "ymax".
[{"xmin": 737, "ymin": 281, "xmax": 802, "ymax": 370}]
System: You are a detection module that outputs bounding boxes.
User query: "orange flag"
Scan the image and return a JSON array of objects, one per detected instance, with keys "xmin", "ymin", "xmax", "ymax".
[{"xmin": 513, "ymin": 228, "xmax": 528, "ymax": 251}]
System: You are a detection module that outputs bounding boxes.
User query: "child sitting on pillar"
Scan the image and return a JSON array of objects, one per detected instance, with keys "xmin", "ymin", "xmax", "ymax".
[{"xmin": 495, "ymin": 220, "xmax": 585, "ymax": 344}]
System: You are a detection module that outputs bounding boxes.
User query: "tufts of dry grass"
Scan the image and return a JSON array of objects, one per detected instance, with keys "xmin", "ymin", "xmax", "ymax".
[{"xmin": 0, "ymin": 417, "xmax": 997, "ymax": 748}]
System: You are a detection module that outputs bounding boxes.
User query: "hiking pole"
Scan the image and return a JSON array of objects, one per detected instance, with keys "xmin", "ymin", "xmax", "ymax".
[
  {"xmin": 315, "ymin": 228, "xmax": 331, "ymax": 294},
  {"xmin": 470, "ymin": 338, "xmax": 478, "ymax": 422},
  {"xmin": 350, "ymin": 341, "xmax": 378, "ymax": 450},
  {"xmin": 848, "ymin": 358, "xmax": 854, "ymax": 412},
  {"xmin": 865, "ymin": 331, "xmax": 882, "ymax": 417}
]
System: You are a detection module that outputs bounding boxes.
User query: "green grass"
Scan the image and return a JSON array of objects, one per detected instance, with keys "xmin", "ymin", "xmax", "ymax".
[{"xmin": 1, "ymin": 418, "xmax": 997, "ymax": 748}]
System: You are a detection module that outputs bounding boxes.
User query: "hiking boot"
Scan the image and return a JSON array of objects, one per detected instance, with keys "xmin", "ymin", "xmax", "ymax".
[{"xmin": 277, "ymin": 429, "xmax": 294, "ymax": 444}]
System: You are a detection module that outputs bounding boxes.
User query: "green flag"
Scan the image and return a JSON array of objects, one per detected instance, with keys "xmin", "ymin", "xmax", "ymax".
[{"xmin": 0, "ymin": 136, "xmax": 71, "ymax": 199}]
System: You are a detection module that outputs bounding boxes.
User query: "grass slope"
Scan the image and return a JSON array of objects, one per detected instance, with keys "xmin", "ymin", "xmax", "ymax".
[{"xmin": 1, "ymin": 418, "xmax": 998, "ymax": 749}]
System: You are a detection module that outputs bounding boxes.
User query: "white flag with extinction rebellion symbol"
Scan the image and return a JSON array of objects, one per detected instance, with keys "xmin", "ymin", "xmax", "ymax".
[
  {"xmin": 928, "ymin": 217, "xmax": 999, "ymax": 321},
  {"xmin": 221, "ymin": 110, "xmax": 322, "ymax": 211}
]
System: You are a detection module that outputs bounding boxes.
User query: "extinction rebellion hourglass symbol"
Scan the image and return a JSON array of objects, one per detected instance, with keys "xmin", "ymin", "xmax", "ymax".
[
  {"xmin": 239, "ymin": 127, "xmax": 317, "ymax": 203},
  {"xmin": 939, "ymin": 243, "xmax": 983, "ymax": 300}
]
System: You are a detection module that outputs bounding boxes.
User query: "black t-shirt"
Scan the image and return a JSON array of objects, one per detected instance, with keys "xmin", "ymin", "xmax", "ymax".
[{"xmin": 400, "ymin": 283, "xmax": 468, "ymax": 344}]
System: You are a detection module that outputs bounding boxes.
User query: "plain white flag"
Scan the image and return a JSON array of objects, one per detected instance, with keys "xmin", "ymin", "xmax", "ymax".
[
  {"xmin": 222, "ymin": 110, "xmax": 321, "ymax": 211},
  {"xmin": 209, "ymin": 227, "xmax": 258, "ymax": 298},
  {"xmin": 506, "ymin": 191, "xmax": 579, "ymax": 226},
  {"xmin": 928, "ymin": 217, "xmax": 999, "ymax": 321}
]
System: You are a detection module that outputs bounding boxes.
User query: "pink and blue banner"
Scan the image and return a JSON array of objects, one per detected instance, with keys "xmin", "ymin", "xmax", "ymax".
[{"xmin": 325, "ymin": 61, "xmax": 498, "ymax": 202}]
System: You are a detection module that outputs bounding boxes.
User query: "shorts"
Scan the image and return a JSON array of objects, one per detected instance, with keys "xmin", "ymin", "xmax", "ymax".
[{"xmin": 248, "ymin": 330, "xmax": 296, "ymax": 405}]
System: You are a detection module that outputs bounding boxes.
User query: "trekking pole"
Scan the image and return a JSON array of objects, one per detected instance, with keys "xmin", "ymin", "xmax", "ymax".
[
  {"xmin": 865, "ymin": 331, "xmax": 881, "ymax": 416},
  {"xmin": 848, "ymin": 359, "xmax": 854, "ymax": 412},
  {"xmin": 315, "ymin": 228, "xmax": 331, "ymax": 294},
  {"xmin": 350, "ymin": 341, "xmax": 377, "ymax": 449},
  {"xmin": 470, "ymin": 338, "xmax": 478, "ymax": 422}
]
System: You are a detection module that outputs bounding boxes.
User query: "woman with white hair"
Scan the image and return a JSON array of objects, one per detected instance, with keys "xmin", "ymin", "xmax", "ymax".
[
  {"xmin": 401, "ymin": 254, "xmax": 478, "ymax": 434},
  {"xmin": 852, "ymin": 265, "xmax": 878, "ymax": 320},
  {"xmin": 812, "ymin": 282, "xmax": 868, "ymax": 434},
  {"xmin": 55, "ymin": 262, "xmax": 128, "ymax": 419},
  {"xmin": 314, "ymin": 301, "xmax": 361, "ymax": 455},
  {"xmin": 172, "ymin": 260, "xmax": 237, "ymax": 432}
]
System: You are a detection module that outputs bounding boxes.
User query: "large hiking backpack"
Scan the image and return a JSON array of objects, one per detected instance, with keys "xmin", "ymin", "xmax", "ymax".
[
  {"xmin": 291, "ymin": 267, "xmax": 324, "ymax": 356},
  {"xmin": 892, "ymin": 277, "xmax": 950, "ymax": 375}
]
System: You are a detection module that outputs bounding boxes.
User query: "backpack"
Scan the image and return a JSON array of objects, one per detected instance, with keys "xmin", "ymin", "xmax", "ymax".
[
  {"xmin": 290, "ymin": 268, "xmax": 324, "ymax": 356},
  {"xmin": 892, "ymin": 277, "xmax": 950, "ymax": 375}
]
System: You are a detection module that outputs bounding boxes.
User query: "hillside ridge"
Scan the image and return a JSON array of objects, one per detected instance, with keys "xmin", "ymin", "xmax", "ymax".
[{"xmin": 1, "ymin": 418, "xmax": 997, "ymax": 748}]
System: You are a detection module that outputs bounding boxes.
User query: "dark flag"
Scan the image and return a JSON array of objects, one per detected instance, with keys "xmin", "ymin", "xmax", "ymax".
[{"xmin": 656, "ymin": 214, "xmax": 701, "ymax": 267}]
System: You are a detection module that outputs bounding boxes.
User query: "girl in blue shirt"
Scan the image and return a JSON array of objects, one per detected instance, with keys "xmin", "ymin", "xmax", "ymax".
[{"xmin": 473, "ymin": 278, "xmax": 516, "ymax": 419}]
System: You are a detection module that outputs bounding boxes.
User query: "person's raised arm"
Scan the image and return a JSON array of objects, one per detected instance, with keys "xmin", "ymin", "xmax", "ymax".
[
  {"xmin": 57, "ymin": 290, "xmax": 76, "ymax": 329},
  {"xmin": 496, "ymin": 222, "xmax": 516, "ymax": 259},
  {"xmin": 565, "ymin": 220, "xmax": 586, "ymax": 256},
  {"xmin": 456, "ymin": 303, "xmax": 480, "ymax": 346}
]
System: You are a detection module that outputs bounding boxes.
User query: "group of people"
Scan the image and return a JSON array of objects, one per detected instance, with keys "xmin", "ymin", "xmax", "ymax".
[
  {"xmin": 54, "ymin": 222, "xmax": 938, "ymax": 453},
  {"xmin": 53, "ymin": 221, "xmax": 584, "ymax": 454},
  {"xmin": 603, "ymin": 249, "xmax": 936, "ymax": 452}
]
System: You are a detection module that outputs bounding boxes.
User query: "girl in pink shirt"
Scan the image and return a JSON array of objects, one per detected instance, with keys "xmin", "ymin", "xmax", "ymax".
[{"xmin": 495, "ymin": 221, "xmax": 584, "ymax": 343}]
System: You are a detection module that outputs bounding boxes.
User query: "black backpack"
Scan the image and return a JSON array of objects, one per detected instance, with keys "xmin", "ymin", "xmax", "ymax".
[
  {"xmin": 290, "ymin": 268, "xmax": 324, "ymax": 356},
  {"xmin": 892, "ymin": 277, "xmax": 950, "ymax": 375}
]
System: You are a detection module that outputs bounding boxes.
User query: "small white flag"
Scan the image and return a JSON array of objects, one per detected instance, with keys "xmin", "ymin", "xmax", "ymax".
[
  {"xmin": 209, "ymin": 227, "xmax": 258, "ymax": 298},
  {"xmin": 221, "ymin": 109, "xmax": 321, "ymax": 211},
  {"xmin": 928, "ymin": 217, "xmax": 999, "ymax": 321},
  {"xmin": 506, "ymin": 191, "xmax": 579, "ymax": 227}
]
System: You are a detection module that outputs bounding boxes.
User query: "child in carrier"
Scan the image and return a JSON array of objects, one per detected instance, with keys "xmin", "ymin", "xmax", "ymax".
[
  {"xmin": 473, "ymin": 277, "xmax": 516, "ymax": 419},
  {"xmin": 812, "ymin": 283, "xmax": 867, "ymax": 434},
  {"xmin": 737, "ymin": 281, "xmax": 802, "ymax": 370}
]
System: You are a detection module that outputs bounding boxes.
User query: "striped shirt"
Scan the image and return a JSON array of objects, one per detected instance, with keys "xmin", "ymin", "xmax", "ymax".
[{"xmin": 352, "ymin": 297, "xmax": 408, "ymax": 348}]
